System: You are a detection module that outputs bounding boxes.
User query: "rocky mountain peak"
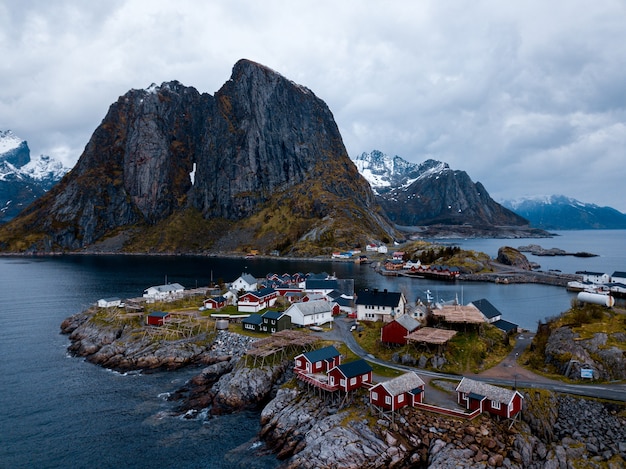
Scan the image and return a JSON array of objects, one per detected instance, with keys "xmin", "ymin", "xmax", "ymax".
[
  {"xmin": 0, "ymin": 130, "xmax": 69, "ymax": 223},
  {"xmin": 0, "ymin": 60, "xmax": 395, "ymax": 253},
  {"xmin": 354, "ymin": 151, "xmax": 528, "ymax": 228}
]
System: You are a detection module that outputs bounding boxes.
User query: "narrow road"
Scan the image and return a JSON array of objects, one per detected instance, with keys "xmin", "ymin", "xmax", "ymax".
[{"xmin": 321, "ymin": 316, "xmax": 626, "ymax": 403}]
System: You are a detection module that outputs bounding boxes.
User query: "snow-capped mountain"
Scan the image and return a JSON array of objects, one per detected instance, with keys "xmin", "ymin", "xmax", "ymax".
[
  {"xmin": 353, "ymin": 150, "xmax": 448, "ymax": 195},
  {"xmin": 501, "ymin": 195, "xmax": 626, "ymax": 230},
  {"xmin": 353, "ymin": 150, "xmax": 528, "ymax": 228},
  {"xmin": 1, "ymin": 130, "xmax": 70, "ymax": 223}
]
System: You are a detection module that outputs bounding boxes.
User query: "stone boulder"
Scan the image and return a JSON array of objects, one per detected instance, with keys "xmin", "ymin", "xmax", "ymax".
[{"xmin": 497, "ymin": 246, "xmax": 532, "ymax": 270}]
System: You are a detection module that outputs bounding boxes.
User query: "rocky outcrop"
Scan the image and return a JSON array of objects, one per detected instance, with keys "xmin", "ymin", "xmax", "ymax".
[
  {"xmin": 60, "ymin": 309, "xmax": 255, "ymax": 372},
  {"xmin": 518, "ymin": 244, "xmax": 597, "ymax": 257},
  {"xmin": 496, "ymin": 246, "xmax": 532, "ymax": 270},
  {"xmin": 256, "ymin": 384, "xmax": 626, "ymax": 468},
  {"xmin": 544, "ymin": 326, "xmax": 626, "ymax": 381},
  {"xmin": 1, "ymin": 60, "xmax": 395, "ymax": 254}
]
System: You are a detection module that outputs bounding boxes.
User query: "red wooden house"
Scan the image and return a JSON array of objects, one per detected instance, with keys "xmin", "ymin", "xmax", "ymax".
[
  {"xmin": 328, "ymin": 359, "xmax": 373, "ymax": 392},
  {"xmin": 294, "ymin": 345, "xmax": 341, "ymax": 374},
  {"xmin": 369, "ymin": 372, "xmax": 425, "ymax": 411},
  {"xmin": 146, "ymin": 311, "xmax": 170, "ymax": 326},
  {"xmin": 203, "ymin": 295, "xmax": 228, "ymax": 310},
  {"xmin": 456, "ymin": 377, "xmax": 524, "ymax": 419},
  {"xmin": 237, "ymin": 287, "xmax": 278, "ymax": 312},
  {"xmin": 380, "ymin": 314, "xmax": 421, "ymax": 345}
]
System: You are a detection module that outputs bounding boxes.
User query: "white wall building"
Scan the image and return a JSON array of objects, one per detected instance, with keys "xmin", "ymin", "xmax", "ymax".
[{"xmin": 284, "ymin": 299, "xmax": 335, "ymax": 327}]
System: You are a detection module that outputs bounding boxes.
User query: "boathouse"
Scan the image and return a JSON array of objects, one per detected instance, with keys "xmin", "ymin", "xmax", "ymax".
[
  {"xmin": 370, "ymin": 372, "xmax": 425, "ymax": 411},
  {"xmin": 294, "ymin": 345, "xmax": 341, "ymax": 374},
  {"xmin": 456, "ymin": 377, "xmax": 524, "ymax": 419},
  {"xmin": 327, "ymin": 359, "xmax": 373, "ymax": 392}
]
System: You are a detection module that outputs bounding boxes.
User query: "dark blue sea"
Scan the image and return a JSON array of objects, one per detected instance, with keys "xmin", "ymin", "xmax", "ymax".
[{"xmin": 0, "ymin": 230, "xmax": 623, "ymax": 468}]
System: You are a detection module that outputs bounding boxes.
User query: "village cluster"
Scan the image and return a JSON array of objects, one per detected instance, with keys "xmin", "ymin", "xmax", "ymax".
[
  {"xmin": 95, "ymin": 270, "xmax": 525, "ymax": 422},
  {"xmin": 332, "ymin": 245, "xmax": 462, "ymax": 280},
  {"xmin": 294, "ymin": 344, "xmax": 523, "ymax": 422},
  {"xmin": 567, "ymin": 269, "xmax": 626, "ymax": 301}
]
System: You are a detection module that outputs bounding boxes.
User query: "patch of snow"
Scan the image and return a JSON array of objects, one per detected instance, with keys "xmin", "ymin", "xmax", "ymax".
[
  {"xmin": 0, "ymin": 130, "xmax": 23, "ymax": 154},
  {"xmin": 189, "ymin": 162, "xmax": 196, "ymax": 185},
  {"xmin": 21, "ymin": 154, "xmax": 69, "ymax": 181}
]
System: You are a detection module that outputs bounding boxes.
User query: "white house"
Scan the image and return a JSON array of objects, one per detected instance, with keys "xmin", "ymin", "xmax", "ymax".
[
  {"xmin": 577, "ymin": 271, "xmax": 610, "ymax": 285},
  {"xmin": 355, "ymin": 289, "xmax": 406, "ymax": 322},
  {"xmin": 231, "ymin": 273, "xmax": 258, "ymax": 292},
  {"xmin": 143, "ymin": 283, "xmax": 185, "ymax": 301},
  {"xmin": 97, "ymin": 297, "xmax": 122, "ymax": 308},
  {"xmin": 611, "ymin": 271, "xmax": 626, "ymax": 283},
  {"xmin": 284, "ymin": 299, "xmax": 336, "ymax": 327}
]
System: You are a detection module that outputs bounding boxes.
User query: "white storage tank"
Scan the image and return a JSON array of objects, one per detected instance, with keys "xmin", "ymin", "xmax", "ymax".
[
  {"xmin": 215, "ymin": 319, "xmax": 229, "ymax": 330},
  {"xmin": 577, "ymin": 292, "xmax": 615, "ymax": 307}
]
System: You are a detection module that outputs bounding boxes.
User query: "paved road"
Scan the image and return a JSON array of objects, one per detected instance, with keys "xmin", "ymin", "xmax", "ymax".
[{"xmin": 321, "ymin": 316, "xmax": 626, "ymax": 403}]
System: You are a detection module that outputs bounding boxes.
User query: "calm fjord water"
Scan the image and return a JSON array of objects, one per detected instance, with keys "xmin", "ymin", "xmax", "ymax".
[{"xmin": 0, "ymin": 230, "xmax": 623, "ymax": 468}]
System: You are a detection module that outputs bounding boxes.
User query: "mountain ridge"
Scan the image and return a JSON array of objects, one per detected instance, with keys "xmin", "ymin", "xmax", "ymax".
[
  {"xmin": 353, "ymin": 150, "xmax": 529, "ymax": 229},
  {"xmin": 501, "ymin": 195, "xmax": 626, "ymax": 230}
]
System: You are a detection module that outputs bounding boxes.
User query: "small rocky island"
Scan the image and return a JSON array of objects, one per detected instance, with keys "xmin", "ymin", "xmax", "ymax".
[
  {"xmin": 60, "ymin": 303, "xmax": 626, "ymax": 468},
  {"xmin": 518, "ymin": 244, "xmax": 597, "ymax": 258}
]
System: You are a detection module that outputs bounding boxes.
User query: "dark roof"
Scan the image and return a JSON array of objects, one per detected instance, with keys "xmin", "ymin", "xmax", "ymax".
[
  {"xmin": 209, "ymin": 296, "xmax": 227, "ymax": 302},
  {"xmin": 262, "ymin": 310, "xmax": 284, "ymax": 320},
  {"xmin": 576, "ymin": 271, "xmax": 606, "ymax": 276},
  {"xmin": 334, "ymin": 359, "xmax": 372, "ymax": 378},
  {"xmin": 612, "ymin": 271, "xmax": 626, "ymax": 278},
  {"xmin": 242, "ymin": 314, "xmax": 263, "ymax": 325},
  {"xmin": 470, "ymin": 298, "xmax": 501, "ymax": 319},
  {"xmin": 148, "ymin": 311, "xmax": 169, "ymax": 318},
  {"xmin": 305, "ymin": 279, "xmax": 340, "ymax": 290},
  {"xmin": 246, "ymin": 287, "xmax": 276, "ymax": 298},
  {"xmin": 334, "ymin": 296, "xmax": 354, "ymax": 307},
  {"xmin": 355, "ymin": 289, "xmax": 402, "ymax": 307},
  {"xmin": 303, "ymin": 345, "xmax": 340, "ymax": 363},
  {"xmin": 492, "ymin": 319, "xmax": 518, "ymax": 333}
]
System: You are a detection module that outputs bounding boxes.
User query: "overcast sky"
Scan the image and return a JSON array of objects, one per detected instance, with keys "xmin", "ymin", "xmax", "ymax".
[{"xmin": 2, "ymin": 1, "xmax": 625, "ymax": 211}]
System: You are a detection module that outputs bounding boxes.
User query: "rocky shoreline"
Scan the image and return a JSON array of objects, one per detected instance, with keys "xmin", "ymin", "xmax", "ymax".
[{"xmin": 60, "ymin": 311, "xmax": 625, "ymax": 468}]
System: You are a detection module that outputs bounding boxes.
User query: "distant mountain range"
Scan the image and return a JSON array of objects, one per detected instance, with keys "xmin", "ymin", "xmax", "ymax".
[
  {"xmin": 501, "ymin": 195, "xmax": 626, "ymax": 230},
  {"xmin": 0, "ymin": 130, "xmax": 69, "ymax": 223},
  {"xmin": 353, "ymin": 150, "xmax": 528, "ymax": 228}
]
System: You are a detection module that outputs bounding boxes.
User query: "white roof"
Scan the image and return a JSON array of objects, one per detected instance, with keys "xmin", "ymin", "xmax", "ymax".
[
  {"xmin": 146, "ymin": 283, "xmax": 184, "ymax": 293},
  {"xmin": 455, "ymin": 377, "xmax": 522, "ymax": 405},
  {"xmin": 288, "ymin": 299, "xmax": 332, "ymax": 316},
  {"xmin": 378, "ymin": 372, "xmax": 425, "ymax": 396}
]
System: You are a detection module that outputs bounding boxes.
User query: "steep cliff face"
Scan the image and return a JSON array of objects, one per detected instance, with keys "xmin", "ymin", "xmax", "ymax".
[{"xmin": 0, "ymin": 60, "xmax": 394, "ymax": 253}]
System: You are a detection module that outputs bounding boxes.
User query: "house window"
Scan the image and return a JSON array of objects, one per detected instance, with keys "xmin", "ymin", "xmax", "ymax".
[
  {"xmin": 362, "ymin": 374, "xmax": 369, "ymax": 381},
  {"xmin": 350, "ymin": 377, "xmax": 357, "ymax": 386},
  {"xmin": 340, "ymin": 379, "xmax": 346, "ymax": 387},
  {"xmin": 385, "ymin": 396, "xmax": 392, "ymax": 405},
  {"xmin": 371, "ymin": 391, "xmax": 378, "ymax": 401},
  {"xmin": 491, "ymin": 400, "xmax": 501, "ymax": 410},
  {"xmin": 398, "ymin": 394, "xmax": 404, "ymax": 403}
]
